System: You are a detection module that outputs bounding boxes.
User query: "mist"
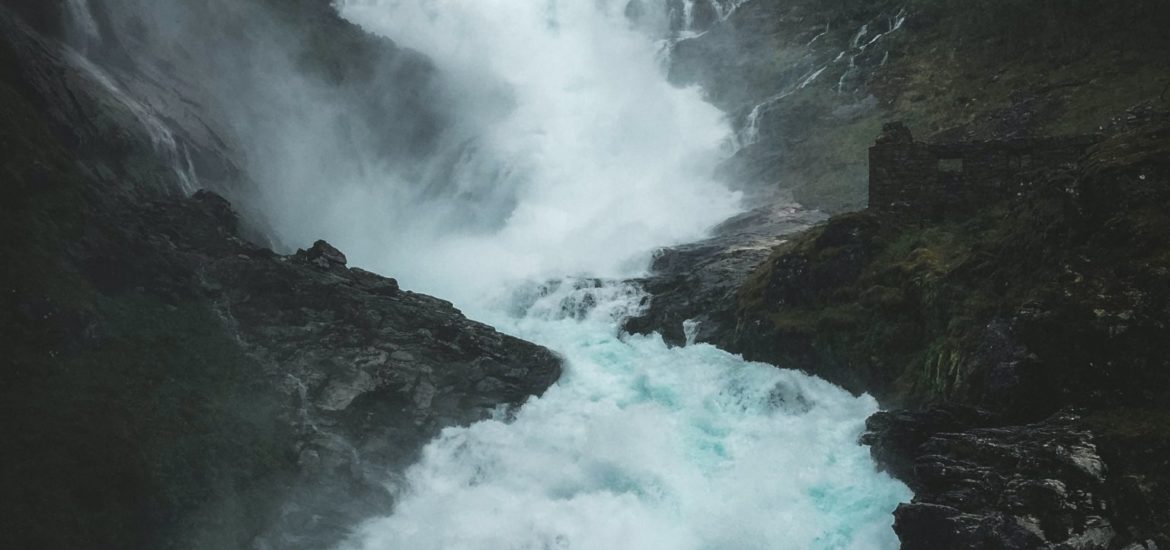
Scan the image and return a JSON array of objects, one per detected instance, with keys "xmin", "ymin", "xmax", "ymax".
[
  {"xmin": 51, "ymin": 1, "xmax": 909, "ymax": 547},
  {"xmin": 78, "ymin": 0, "xmax": 743, "ymax": 310},
  {"xmin": 8, "ymin": 1, "xmax": 1163, "ymax": 548}
]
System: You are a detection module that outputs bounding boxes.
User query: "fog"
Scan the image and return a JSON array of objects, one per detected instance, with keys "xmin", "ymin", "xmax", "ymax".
[
  {"xmin": 82, "ymin": 0, "xmax": 742, "ymax": 309},
  {"xmin": 63, "ymin": 2, "xmax": 908, "ymax": 548}
]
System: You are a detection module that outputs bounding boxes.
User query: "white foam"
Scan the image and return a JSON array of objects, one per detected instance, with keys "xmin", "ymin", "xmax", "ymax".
[
  {"xmin": 331, "ymin": 0, "xmax": 742, "ymax": 305},
  {"xmin": 340, "ymin": 281, "xmax": 910, "ymax": 550},
  {"xmin": 277, "ymin": 3, "xmax": 911, "ymax": 547}
]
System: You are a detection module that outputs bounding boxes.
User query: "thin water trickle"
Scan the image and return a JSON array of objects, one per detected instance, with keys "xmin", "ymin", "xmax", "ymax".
[
  {"xmin": 67, "ymin": 52, "xmax": 200, "ymax": 195},
  {"xmin": 65, "ymin": 0, "xmax": 100, "ymax": 43}
]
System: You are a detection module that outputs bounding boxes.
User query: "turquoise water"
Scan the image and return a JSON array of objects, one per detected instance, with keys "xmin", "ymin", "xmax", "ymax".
[
  {"xmin": 323, "ymin": 3, "xmax": 912, "ymax": 547},
  {"xmin": 340, "ymin": 281, "xmax": 910, "ymax": 550}
]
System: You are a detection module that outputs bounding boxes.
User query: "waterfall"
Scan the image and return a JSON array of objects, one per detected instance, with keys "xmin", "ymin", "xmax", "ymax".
[
  {"xmin": 301, "ymin": 2, "xmax": 913, "ymax": 548},
  {"xmin": 71, "ymin": 0, "xmax": 916, "ymax": 545},
  {"xmin": 60, "ymin": 0, "xmax": 202, "ymax": 196},
  {"xmin": 333, "ymin": 0, "xmax": 742, "ymax": 305},
  {"xmin": 682, "ymin": 0, "xmax": 697, "ymax": 32},
  {"xmin": 675, "ymin": 0, "xmax": 753, "ymax": 36}
]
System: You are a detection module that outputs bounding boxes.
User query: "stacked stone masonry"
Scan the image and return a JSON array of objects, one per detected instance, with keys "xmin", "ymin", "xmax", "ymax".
[{"xmin": 868, "ymin": 122, "xmax": 1099, "ymax": 216}]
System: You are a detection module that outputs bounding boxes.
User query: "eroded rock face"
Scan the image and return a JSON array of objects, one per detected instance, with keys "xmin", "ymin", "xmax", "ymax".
[
  {"xmin": 724, "ymin": 151, "xmax": 1170, "ymax": 546},
  {"xmin": 623, "ymin": 204, "xmax": 825, "ymax": 346},
  {"xmin": 0, "ymin": 6, "xmax": 561, "ymax": 548},
  {"xmin": 862, "ymin": 409, "xmax": 1170, "ymax": 549},
  {"xmin": 106, "ymin": 191, "xmax": 563, "ymax": 547},
  {"xmin": 631, "ymin": 82, "xmax": 1170, "ymax": 550}
]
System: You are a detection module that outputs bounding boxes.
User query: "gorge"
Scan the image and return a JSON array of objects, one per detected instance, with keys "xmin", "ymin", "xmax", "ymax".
[{"xmin": 2, "ymin": 0, "xmax": 1169, "ymax": 549}]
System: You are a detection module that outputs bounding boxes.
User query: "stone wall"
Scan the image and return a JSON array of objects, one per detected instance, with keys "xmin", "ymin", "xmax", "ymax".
[{"xmin": 869, "ymin": 122, "xmax": 1098, "ymax": 216}]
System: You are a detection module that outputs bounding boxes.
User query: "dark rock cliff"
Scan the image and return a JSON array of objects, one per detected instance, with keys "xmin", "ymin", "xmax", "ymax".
[
  {"xmin": 731, "ymin": 111, "xmax": 1170, "ymax": 409},
  {"xmin": 634, "ymin": 1, "xmax": 1170, "ymax": 547},
  {"xmin": 670, "ymin": 0, "xmax": 1170, "ymax": 212},
  {"xmin": 655, "ymin": 104, "xmax": 1170, "ymax": 549},
  {"xmin": 623, "ymin": 204, "xmax": 826, "ymax": 346},
  {"xmin": 6, "ymin": 0, "xmax": 1169, "ymax": 548},
  {"xmin": 0, "ymin": 5, "xmax": 560, "ymax": 548}
]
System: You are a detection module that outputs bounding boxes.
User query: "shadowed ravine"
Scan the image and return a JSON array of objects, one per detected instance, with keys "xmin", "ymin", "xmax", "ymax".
[
  {"xmin": 14, "ymin": 0, "xmax": 1168, "ymax": 548},
  {"xmin": 323, "ymin": 2, "xmax": 909, "ymax": 547}
]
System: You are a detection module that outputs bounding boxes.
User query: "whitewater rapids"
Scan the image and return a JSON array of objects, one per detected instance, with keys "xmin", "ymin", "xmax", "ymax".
[
  {"xmin": 339, "ymin": 281, "xmax": 909, "ymax": 549},
  {"xmin": 303, "ymin": 2, "xmax": 913, "ymax": 548}
]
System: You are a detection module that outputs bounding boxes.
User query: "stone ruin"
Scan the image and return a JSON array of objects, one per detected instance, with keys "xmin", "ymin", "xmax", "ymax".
[{"xmin": 868, "ymin": 122, "xmax": 1099, "ymax": 216}]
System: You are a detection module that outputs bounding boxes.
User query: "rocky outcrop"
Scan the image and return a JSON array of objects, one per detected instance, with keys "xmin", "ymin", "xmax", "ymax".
[
  {"xmin": 637, "ymin": 2, "xmax": 1170, "ymax": 544},
  {"xmin": 863, "ymin": 407, "xmax": 1169, "ymax": 549},
  {"xmin": 0, "ymin": 5, "xmax": 560, "ymax": 549},
  {"xmin": 91, "ymin": 190, "xmax": 562, "ymax": 548},
  {"xmin": 730, "ymin": 111, "xmax": 1170, "ymax": 410},
  {"xmin": 721, "ymin": 112, "xmax": 1170, "ymax": 546},
  {"xmin": 623, "ymin": 204, "xmax": 825, "ymax": 346},
  {"xmin": 865, "ymin": 410, "xmax": 1106, "ymax": 549}
]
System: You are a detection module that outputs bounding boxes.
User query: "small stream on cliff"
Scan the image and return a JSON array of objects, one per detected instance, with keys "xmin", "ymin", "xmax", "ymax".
[{"xmin": 317, "ymin": 1, "xmax": 910, "ymax": 547}]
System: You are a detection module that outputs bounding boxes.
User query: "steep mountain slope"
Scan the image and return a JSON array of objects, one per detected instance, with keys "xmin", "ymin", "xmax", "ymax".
[
  {"xmin": 0, "ymin": 5, "xmax": 560, "ymax": 548},
  {"xmin": 670, "ymin": 0, "xmax": 1170, "ymax": 211},
  {"xmin": 727, "ymin": 113, "xmax": 1170, "ymax": 546},
  {"xmin": 636, "ymin": 1, "xmax": 1170, "ymax": 546}
]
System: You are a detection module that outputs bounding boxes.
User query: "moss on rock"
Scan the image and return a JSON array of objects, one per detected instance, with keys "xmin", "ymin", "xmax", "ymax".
[{"xmin": 733, "ymin": 138, "xmax": 1170, "ymax": 414}]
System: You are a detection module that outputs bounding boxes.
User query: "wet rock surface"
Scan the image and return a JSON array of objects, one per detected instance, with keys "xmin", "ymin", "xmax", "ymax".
[
  {"xmin": 6, "ymin": 0, "xmax": 1170, "ymax": 548},
  {"xmin": 107, "ymin": 190, "xmax": 562, "ymax": 547},
  {"xmin": 651, "ymin": 3, "xmax": 1170, "ymax": 541},
  {"xmin": 721, "ymin": 121, "xmax": 1170, "ymax": 546},
  {"xmin": 864, "ymin": 408, "xmax": 1170, "ymax": 549},
  {"xmin": 623, "ymin": 204, "xmax": 825, "ymax": 346},
  {"xmin": 670, "ymin": 0, "xmax": 1170, "ymax": 213},
  {"xmin": 0, "ymin": 6, "xmax": 560, "ymax": 548}
]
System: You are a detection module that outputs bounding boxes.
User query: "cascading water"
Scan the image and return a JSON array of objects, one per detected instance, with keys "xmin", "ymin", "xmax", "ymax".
[
  {"xmin": 329, "ymin": 0, "xmax": 741, "ymax": 303},
  {"xmin": 67, "ymin": 54, "xmax": 201, "ymax": 195},
  {"xmin": 732, "ymin": 8, "xmax": 909, "ymax": 152},
  {"xmin": 675, "ymin": 0, "xmax": 753, "ymax": 36},
  {"xmin": 340, "ymin": 280, "xmax": 909, "ymax": 549},
  {"xmin": 312, "ymin": 1, "xmax": 910, "ymax": 547}
]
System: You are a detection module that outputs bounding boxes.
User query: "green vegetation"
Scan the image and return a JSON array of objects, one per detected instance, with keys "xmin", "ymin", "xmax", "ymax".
[
  {"xmin": 704, "ymin": 0, "xmax": 1170, "ymax": 211},
  {"xmin": 736, "ymin": 144, "xmax": 1170, "ymax": 414},
  {"xmin": 878, "ymin": 0, "xmax": 1170, "ymax": 137}
]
